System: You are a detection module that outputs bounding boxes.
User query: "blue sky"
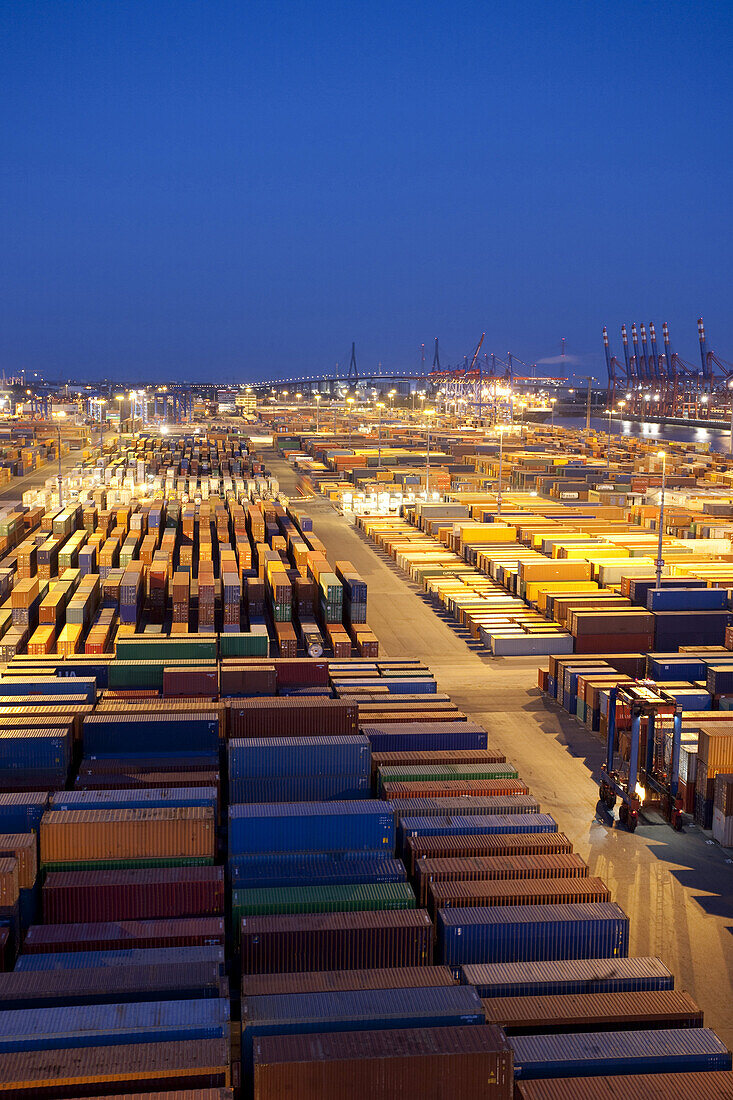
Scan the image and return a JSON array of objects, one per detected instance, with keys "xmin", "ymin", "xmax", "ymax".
[{"xmin": 1, "ymin": 0, "xmax": 731, "ymax": 382}]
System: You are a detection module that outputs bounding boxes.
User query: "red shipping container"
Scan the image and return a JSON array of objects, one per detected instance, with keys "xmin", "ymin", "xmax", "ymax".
[
  {"xmin": 240, "ymin": 909, "xmax": 434, "ymax": 975},
  {"xmin": 42, "ymin": 866, "xmax": 225, "ymax": 923},
  {"xmin": 253, "ymin": 1026, "xmax": 513, "ymax": 1100},
  {"xmin": 22, "ymin": 917, "xmax": 226, "ymax": 953},
  {"xmin": 163, "ymin": 666, "xmax": 219, "ymax": 698},
  {"xmin": 227, "ymin": 698, "xmax": 358, "ymax": 738}
]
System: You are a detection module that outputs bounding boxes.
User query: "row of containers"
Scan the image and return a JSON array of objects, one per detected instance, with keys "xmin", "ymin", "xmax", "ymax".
[
  {"xmin": 0, "ymin": 443, "xmax": 377, "ymax": 660},
  {"xmin": 0, "ymin": 656, "xmax": 730, "ymax": 1095},
  {"xmin": 538, "ymin": 649, "xmax": 733, "ymax": 841},
  {"xmin": 353, "ymin": 490, "xmax": 733, "ymax": 656}
]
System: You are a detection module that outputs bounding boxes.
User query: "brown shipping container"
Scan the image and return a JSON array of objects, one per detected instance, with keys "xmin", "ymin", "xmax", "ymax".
[
  {"xmin": 22, "ymin": 917, "xmax": 225, "ymax": 954},
  {"xmin": 371, "ymin": 749, "xmax": 506, "ymax": 777},
  {"xmin": 0, "ymin": 1040, "xmax": 231, "ymax": 1098},
  {"xmin": 481, "ymin": 989, "xmax": 703, "ymax": 1034},
  {"xmin": 0, "ymin": 858, "xmax": 19, "ymax": 907},
  {"xmin": 415, "ymin": 853, "xmax": 588, "ymax": 907},
  {"xmin": 242, "ymin": 965, "xmax": 456, "ymax": 997},
  {"xmin": 42, "ymin": 866, "xmax": 225, "ymax": 923},
  {"xmin": 381, "ymin": 779, "xmax": 530, "ymax": 799},
  {"xmin": 253, "ymin": 1025, "xmax": 513, "ymax": 1100},
  {"xmin": 164, "ymin": 666, "xmax": 219, "ymax": 698},
  {"xmin": 0, "ymin": 833, "xmax": 37, "ymax": 889},
  {"xmin": 40, "ymin": 806, "xmax": 216, "ymax": 863},
  {"xmin": 227, "ymin": 698, "xmax": 358, "ymax": 738},
  {"xmin": 406, "ymin": 832, "xmax": 574, "ymax": 876},
  {"xmin": 515, "ymin": 1072, "xmax": 733, "ymax": 1100},
  {"xmin": 428, "ymin": 875, "xmax": 610, "ymax": 913},
  {"xmin": 240, "ymin": 909, "xmax": 434, "ymax": 975},
  {"xmin": 65, "ymin": 1093, "xmax": 233, "ymax": 1099}
]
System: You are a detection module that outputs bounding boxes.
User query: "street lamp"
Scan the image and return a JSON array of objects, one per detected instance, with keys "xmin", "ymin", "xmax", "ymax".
[
  {"xmin": 606, "ymin": 402, "xmax": 613, "ymax": 474},
  {"xmin": 53, "ymin": 411, "xmax": 66, "ymax": 506},
  {"xmin": 389, "ymin": 388, "xmax": 396, "ymax": 411},
  {"xmin": 346, "ymin": 396, "xmax": 355, "ymax": 447},
  {"xmin": 115, "ymin": 393, "xmax": 124, "ymax": 427},
  {"xmin": 424, "ymin": 406, "xmax": 435, "ymax": 498},
  {"xmin": 728, "ymin": 381, "xmax": 733, "ymax": 455},
  {"xmin": 376, "ymin": 402, "xmax": 385, "ymax": 469},
  {"xmin": 550, "ymin": 397, "xmax": 557, "ymax": 430},
  {"xmin": 655, "ymin": 450, "xmax": 667, "ymax": 591},
  {"xmin": 314, "ymin": 393, "xmax": 321, "ymax": 432},
  {"xmin": 497, "ymin": 425, "xmax": 505, "ymax": 516}
]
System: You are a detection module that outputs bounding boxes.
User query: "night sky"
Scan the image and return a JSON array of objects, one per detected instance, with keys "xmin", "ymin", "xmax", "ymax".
[{"xmin": 1, "ymin": 1, "xmax": 731, "ymax": 383}]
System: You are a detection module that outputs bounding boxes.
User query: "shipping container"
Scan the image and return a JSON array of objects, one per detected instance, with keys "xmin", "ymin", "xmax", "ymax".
[
  {"xmin": 253, "ymin": 1025, "xmax": 513, "ymax": 1100},
  {"xmin": 481, "ymin": 988, "xmax": 702, "ymax": 1033},
  {"xmin": 461, "ymin": 956, "xmax": 674, "ymax": 998},
  {"xmin": 229, "ymin": 801, "xmax": 395, "ymax": 856},
  {"xmin": 22, "ymin": 919, "xmax": 224, "ymax": 954},
  {"xmin": 0, "ymin": 1038, "xmax": 231, "ymax": 1095},
  {"xmin": 438, "ymin": 902, "xmax": 629, "ymax": 969},
  {"xmin": 509, "ymin": 1027, "xmax": 731, "ymax": 1080},
  {"xmin": 242, "ymin": 965, "xmax": 455, "ymax": 997},
  {"xmin": 42, "ymin": 866, "xmax": 225, "ymax": 922},
  {"xmin": 240, "ymin": 909, "xmax": 434, "ymax": 974},
  {"xmin": 514, "ymin": 1071, "xmax": 733, "ymax": 1099}
]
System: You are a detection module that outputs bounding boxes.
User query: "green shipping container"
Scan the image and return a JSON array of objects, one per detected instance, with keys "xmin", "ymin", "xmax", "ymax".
[
  {"xmin": 219, "ymin": 632, "xmax": 270, "ymax": 657},
  {"xmin": 108, "ymin": 657, "xmax": 209, "ymax": 689},
  {"xmin": 115, "ymin": 636, "xmax": 219, "ymax": 661},
  {"xmin": 377, "ymin": 764, "xmax": 520, "ymax": 788},
  {"xmin": 41, "ymin": 856, "xmax": 214, "ymax": 873},
  {"xmin": 232, "ymin": 881, "xmax": 416, "ymax": 923}
]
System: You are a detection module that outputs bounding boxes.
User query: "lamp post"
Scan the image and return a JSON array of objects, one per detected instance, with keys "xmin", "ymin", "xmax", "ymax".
[
  {"xmin": 655, "ymin": 450, "xmax": 666, "ymax": 591},
  {"xmin": 550, "ymin": 397, "xmax": 556, "ymax": 429},
  {"xmin": 54, "ymin": 411, "xmax": 66, "ymax": 507},
  {"xmin": 389, "ymin": 388, "xmax": 396, "ymax": 412},
  {"xmin": 497, "ymin": 426, "xmax": 505, "ymax": 516},
  {"xmin": 315, "ymin": 393, "xmax": 321, "ymax": 433},
  {"xmin": 606, "ymin": 401, "xmax": 613, "ymax": 475},
  {"xmin": 346, "ymin": 396, "xmax": 355, "ymax": 446},
  {"xmin": 115, "ymin": 393, "xmax": 124, "ymax": 430},
  {"xmin": 728, "ymin": 381, "xmax": 733, "ymax": 455},
  {"xmin": 424, "ymin": 406, "xmax": 435, "ymax": 498},
  {"xmin": 376, "ymin": 402, "xmax": 385, "ymax": 469}
]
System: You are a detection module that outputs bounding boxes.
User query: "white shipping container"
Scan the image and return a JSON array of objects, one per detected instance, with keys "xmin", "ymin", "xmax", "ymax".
[{"xmin": 712, "ymin": 807, "xmax": 733, "ymax": 847}]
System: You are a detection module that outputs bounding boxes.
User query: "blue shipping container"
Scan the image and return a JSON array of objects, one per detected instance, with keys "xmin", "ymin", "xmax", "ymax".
[
  {"xmin": 82, "ymin": 714, "xmax": 219, "ymax": 754},
  {"xmin": 647, "ymin": 587, "xmax": 728, "ymax": 611},
  {"xmin": 460, "ymin": 956, "xmax": 674, "ymax": 998},
  {"xmin": 49, "ymin": 787, "xmax": 218, "ymax": 813},
  {"xmin": 0, "ymin": 730, "xmax": 71, "ymax": 773},
  {"xmin": 14, "ymin": 945, "xmax": 226, "ymax": 971},
  {"xmin": 229, "ymin": 800, "xmax": 396, "ymax": 856},
  {"xmin": 229, "ymin": 776, "xmax": 370, "ymax": 804},
  {"xmin": 228, "ymin": 736, "xmax": 370, "ymax": 780},
  {"xmin": 399, "ymin": 813, "xmax": 556, "ymax": 852},
  {"xmin": 241, "ymin": 984, "xmax": 485, "ymax": 1057},
  {"xmin": 438, "ymin": 902, "xmax": 629, "ymax": 969},
  {"xmin": 0, "ymin": 793, "xmax": 48, "ymax": 833},
  {"xmin": 0, "ymin": 997, "xmax": 230, "ymax": 1051},
  {"xmin": 510, "ymin": 1028, "xmax": 731, "ymax": 1080},
  {"xmin": 0, "ymin": 677, "xmax": 97, "ymax": 702},
  {"xmin": 361, "ymin": 723, "xmax": 488, "ymax": 753},
  {"xmin": 229, "ymin": 854, "xmax": 407, "ymax": 890}
]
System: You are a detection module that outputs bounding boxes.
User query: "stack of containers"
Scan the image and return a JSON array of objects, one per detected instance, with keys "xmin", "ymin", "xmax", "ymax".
[
  {"xmin": 171, "ymin": 570, "xmax": 189, "ymax": 630},
  {"xmin": 696, "ymin": 725, "xmax": 733, "ymax": 829}
]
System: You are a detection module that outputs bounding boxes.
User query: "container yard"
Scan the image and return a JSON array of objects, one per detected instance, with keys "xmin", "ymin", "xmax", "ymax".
[{"xmin": 0, "ymin": 416, "xmax": 730, "ymax": 1099}]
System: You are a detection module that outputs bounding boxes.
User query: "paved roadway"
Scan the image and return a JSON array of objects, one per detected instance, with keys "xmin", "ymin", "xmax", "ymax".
[
  {"xmin": 0, "ymin": 436, "xmax": 109, "ymax": 503},
  {"xmin": 267, "ymin": 449, "xmax": 733, "ymax": 1047}
]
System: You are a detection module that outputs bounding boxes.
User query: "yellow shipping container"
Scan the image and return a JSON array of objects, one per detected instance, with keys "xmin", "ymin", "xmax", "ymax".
[
  {"xmin": 40, "ymin": 806, "xmax": 216, "ymax": 864},
  {"xmin": 57, "ymin": 622, "xmax": 83, "ymax": 656},
  {"xmin": 697, "ymin": 726, "xmax": 733, "ymax": 775}
]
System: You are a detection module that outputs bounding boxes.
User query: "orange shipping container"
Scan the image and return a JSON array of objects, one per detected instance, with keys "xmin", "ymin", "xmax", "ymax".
[
  {"xmin": 0, "ymin": 833, "xmax": 37, "ymax": 889},
  {"xmin": 40, "ymin": 806, "xmax": 216, "ymax": 864},
  {"xmin": 0, "ymin": 857, "xmax": 19, "ymax": 907}
]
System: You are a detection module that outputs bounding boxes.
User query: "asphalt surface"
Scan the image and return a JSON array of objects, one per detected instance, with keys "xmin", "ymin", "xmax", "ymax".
[
  {"xmin": 0, "ymin": 438, "xmax": 105, "ymax": 503},
  {"xmin": 267, "ymin": 449, "xmax": 733, "ymax": 1048}
]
